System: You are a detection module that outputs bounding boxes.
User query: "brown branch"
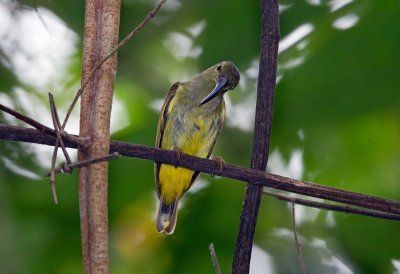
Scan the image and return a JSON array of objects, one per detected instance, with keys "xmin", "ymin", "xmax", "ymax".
[
  {"xmin": 263, "ymin": 189, "xmax": 400, "ymax": 221},
  {"xmin": 78, "ymin": 0, "xmax": 122, "ymax": 273},
  {"xmin": 1, "ymin": 103, "xmax": 59, "ymax": 137},
  {"xmin": 2, "ymin": 124, "xmax": 400, "ymax": 217},
  {"xmin": 0, "ymin": 103, "xmax": 86, "ymax": 147},
  {"xmin": 292, "ymin": 203, "xmax": 306, "ymax": 274},
  {"xmin": 0, "ymin": 124, "xmax": 76, "ymax": 147},
  {"xmin": 232, "ymin": 0, "xmax": 280, "ymax": 272},
  {"xmin": 208, "ymin": 243, "xmax": 222, "ymax": 274}
]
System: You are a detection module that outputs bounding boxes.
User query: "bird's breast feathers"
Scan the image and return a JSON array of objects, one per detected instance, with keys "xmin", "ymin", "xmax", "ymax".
[{"xmin": 164, "ymin": 105, "xmax": 223, "ymax": 157}]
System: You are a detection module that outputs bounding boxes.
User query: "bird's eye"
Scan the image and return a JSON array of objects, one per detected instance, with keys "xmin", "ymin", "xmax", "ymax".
[{"xmin": 216, "ymin": 64, "xmax": 222, "ymax": 71}]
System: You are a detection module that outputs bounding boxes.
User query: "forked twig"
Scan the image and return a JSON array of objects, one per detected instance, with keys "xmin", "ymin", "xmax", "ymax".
[
  {"xmin": 209, "ymin": 243, "xmax": 222, "ymax": 274},
  {"xmin": 46, "ymin": 152, "xmax": 120, "ymax": 177},
  {"xmin": 49, "ymin": 93, "xmax": 74, "ymax": 203},
  {"xmin": 49, "ymin": 93, "xmax": 72, "ymax": 166}
]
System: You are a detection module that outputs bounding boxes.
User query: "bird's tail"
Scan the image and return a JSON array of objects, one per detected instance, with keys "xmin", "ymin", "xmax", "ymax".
[{"xmin": 156, "ymin": 197, "xmax": 179, "ymax": 235}]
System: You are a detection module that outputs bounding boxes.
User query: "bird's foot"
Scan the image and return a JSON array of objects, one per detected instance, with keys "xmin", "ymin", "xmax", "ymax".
[
  {"xmin": 173, "ymin": 148, "xmax": 184, "ymax": 168},
  {"xmin": 213, "ymin": 156, "xmax": 225, "ymax": 175}
]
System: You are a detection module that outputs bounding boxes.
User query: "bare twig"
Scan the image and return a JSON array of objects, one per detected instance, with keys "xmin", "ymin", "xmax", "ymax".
[
  {"xmin": 0, "ymin": 104, "xmax": 86, "ymax": 147},
  {"xmin": 292, "ymin": 203, "xmax": 306, "ymax": 274},
  {"xmin": 2, "ymin": 125, "xmax": 400, "ymax": 217},
  {"xmin": 263, "ymin": 189, "xmax": 400, "ymax": 221},
  {"xmin": 46, "ymin": 152, "xmax": 120, "ymax": 177},
  {"xmin": 61, "ymin": 0, "xmax": 168, "ymax": 129},
  {"xmin": 1, "ymin": 103, "xmax": 56, "ymax": 135},
  {"xmin": 209, "ymin": 243, "xmax": 222, "ymax": 274},
  {"xmin": 49, "ymin": 93, "xmax": 72, "ymax": 165},
  {"xmin": 48, "ymin": 93, "xmax": 63, "ymax": 131},
  {"xmin": 50, "ymin": 93, "xmax": 76, "ymax": 204},
  {"xmin": 49, "ymin": 145, "xmax": 59, "ymax": 204}
]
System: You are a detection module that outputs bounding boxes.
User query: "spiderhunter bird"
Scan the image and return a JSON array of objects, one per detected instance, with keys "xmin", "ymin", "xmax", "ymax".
[{"xmin": 154, "ymin": 61, "xmax": 240, "ymax": 234}]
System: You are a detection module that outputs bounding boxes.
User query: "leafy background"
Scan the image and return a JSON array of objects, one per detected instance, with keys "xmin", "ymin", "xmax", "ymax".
[{"xmin": 0, "ymin": 0, "xmax": 399, "ymax": 273}]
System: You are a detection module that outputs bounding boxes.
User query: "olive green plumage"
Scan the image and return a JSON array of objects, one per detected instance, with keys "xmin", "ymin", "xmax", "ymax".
[{"xmin": 155, "ymin": 61, "xmax": 240, "ymax": 234}]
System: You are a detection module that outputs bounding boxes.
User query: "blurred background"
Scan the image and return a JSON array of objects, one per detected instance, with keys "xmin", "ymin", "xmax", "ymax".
[{"xmin": 0, "ymin": 0, "xmax": 400, "ymax": 273}]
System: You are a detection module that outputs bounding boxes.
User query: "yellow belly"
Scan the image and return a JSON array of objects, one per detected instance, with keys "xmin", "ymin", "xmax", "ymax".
[
  {"xmin": 159, "ymin": 165, "xmax": 194, "ymax": 204},
  {"xmin": 159, "ymin": 118, "xmax": 213, "ymax": 205}
]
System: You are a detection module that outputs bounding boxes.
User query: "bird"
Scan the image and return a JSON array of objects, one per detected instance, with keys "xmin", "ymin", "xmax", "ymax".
[{"xmin": 154, "ymin": 61, "xmax": 240, "ymax": 235}]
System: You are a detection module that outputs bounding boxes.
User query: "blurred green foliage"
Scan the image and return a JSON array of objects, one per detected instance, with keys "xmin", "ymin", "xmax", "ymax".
[{"xmin": 1, "ymin": 0, "xmax": 399, "ymax": 273}]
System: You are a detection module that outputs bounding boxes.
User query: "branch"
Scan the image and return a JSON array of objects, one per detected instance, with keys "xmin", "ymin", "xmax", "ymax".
[
  {"xmin": 292, "ymin": 203, "xmax": 306, "ymax": 274},
  {"xmin": 0, "ymin": 103, "xmax": 87, "ymax": 147},
  {"xmin": 263, "ymin": 189, "xmax": 400, "ymax": 221},
  {"xmin": 78, "ymin": 0, "xmax": 122, "ymax": 272},
  {"xmin": 209, "ymin": 243, "xmax": 222, "ymax": 274},
  {"xmin": 2, "ymin": 124, "xmax": 400, "ymax": 217},
  {"xmin": 232, "ymin": 0, "xmax": 280, "ymax": 272}
]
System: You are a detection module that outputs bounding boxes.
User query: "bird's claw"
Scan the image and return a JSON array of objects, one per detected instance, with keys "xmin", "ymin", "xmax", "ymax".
[
  {"xmin": 214, "ymin": 156, "xmax": 225, "ymax": 175},
  {"xmin": 174, "ymin": 148, "xmax": 183, "ymax": 168}
]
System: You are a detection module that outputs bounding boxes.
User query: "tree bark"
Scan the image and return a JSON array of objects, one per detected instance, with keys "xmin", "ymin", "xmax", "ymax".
[
  {"xmin": 232, "ymin": 0, "xmax": 280, "ymax": 272},
  {"xmin": 78, "ymin": 1, "xmax": 121, "ymax": 273}
]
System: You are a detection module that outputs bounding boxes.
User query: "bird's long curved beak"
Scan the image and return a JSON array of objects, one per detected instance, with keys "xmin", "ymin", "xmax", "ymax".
[{"xmin": 199, "ymin": 76, "xmax": 228, "ymax": 106}]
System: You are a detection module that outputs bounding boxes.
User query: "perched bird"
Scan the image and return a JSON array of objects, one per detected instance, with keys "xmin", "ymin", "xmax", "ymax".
[{"xmin": 154, "ymin": 61, "xmax": 240, "ymax": 234}]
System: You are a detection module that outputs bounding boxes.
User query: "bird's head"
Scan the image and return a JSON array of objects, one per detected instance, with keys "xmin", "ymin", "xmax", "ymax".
[{"xmin": 199, "ymin": 61, "xmax": 240, "ymax": 106}]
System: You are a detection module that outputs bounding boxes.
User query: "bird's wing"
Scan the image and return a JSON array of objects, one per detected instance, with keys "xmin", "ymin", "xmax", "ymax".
[
  {"xmin": 154, "ymin": 82, "xmax": 180, "ymax": 197},
  {"xmin": 190, "ymin": 101, "xmax": 226, "ymax": 184}
]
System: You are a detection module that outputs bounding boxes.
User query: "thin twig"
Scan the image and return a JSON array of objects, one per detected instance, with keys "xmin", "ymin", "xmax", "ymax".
[
  {"xmin": 292, "ymin": 203, "xmax": 306, "ymax": 274},
  {"xmin": 50, "ymin": 144, "xmax": 59, "ymax": 204},
  {"xmin": 48, "ymin": 93, "xmax": 74, "ymax": 204},
  {"xmin": 46, "ymin": 152, "xmax": 120, "ymax": 177},
  {"xmin": 2, "ymin": 125, "xmax": 400, "ymax": 217},
  {"xmin": 208, "ymin": 243, "xmax": 222, "ymax": 274},
  {"xmin": 49, "ymin": 93, "xmax": 72, "ymax": 165},
  {"xmin": 263, "ymin": 189, "xmax": 400, "ymax": 221},
  {"xmin": 48, "ymin": 93, "xmax": 63, "ymax": 133},
  {"xmin": 0, "ymin": 104, "xmax": 86, "ymax": 147},
  {"xmin": 61, "ymin": 0, "xmax": 168, "ymax": 129},
  {"xmin": 50, "ymin": 180, "xmax": 58, "ymax": 204},
  {"xmin": 1, "ymin": 104, "xmax": 56, "ymax": 135}
]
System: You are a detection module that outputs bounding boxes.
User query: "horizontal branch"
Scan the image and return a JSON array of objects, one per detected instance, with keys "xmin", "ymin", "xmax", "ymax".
[{"xmin": 1, "ymin": 124, "xmax": 400, "ymax": 216}]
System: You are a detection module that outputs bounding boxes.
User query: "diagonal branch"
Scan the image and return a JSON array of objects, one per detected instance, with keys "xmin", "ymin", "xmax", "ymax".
[
  {"xmin": 2, "ymin": 124, "xmax": 400, "ymax": 217},
  {"xmin": 209, "ymin": 243, "xmax": 222, "ymax": 274},
  {"xmin": 0, "ymin": 103, "xmax": 87, "ymax": 147},
  {"xmin": 263, "ymin": 189, "xmax": 400, "ymax": 221}
]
